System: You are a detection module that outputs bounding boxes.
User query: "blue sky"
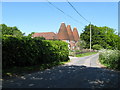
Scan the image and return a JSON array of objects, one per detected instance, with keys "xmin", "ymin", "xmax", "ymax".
[{"xmin": 2, "ymin": 2, "xmax": 118, "ymax": 35}]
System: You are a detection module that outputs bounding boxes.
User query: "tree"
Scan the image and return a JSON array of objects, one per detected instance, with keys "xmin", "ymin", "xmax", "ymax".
[
  {"xmin": 80, "ymin": 24, "xmax": 118, "ymax": 50},
  {"xmin": 1, "ymin": 24, "xmax": 24, "ymax": 37}
]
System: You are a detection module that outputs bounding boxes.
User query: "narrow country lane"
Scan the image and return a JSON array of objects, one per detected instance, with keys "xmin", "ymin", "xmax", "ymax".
[{"xmin": 2, "ymin": 54, "xmax": 120, "ymax": 88}]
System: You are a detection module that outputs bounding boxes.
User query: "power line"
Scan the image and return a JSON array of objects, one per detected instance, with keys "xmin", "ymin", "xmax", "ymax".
[
  {"xmin": 66, "ymin": 0, "xmax": 90, "ymax": 23},
  {"xmin": 66, "ymin": 0, "xmax": 92, "ymax": 51},
  {"xmin": 47, "ymin": 0, "xmax": 92, "ymax": 51},
  {"xmin": 46, "ymin": 0, "xmax": 85, "ymax": 25}
]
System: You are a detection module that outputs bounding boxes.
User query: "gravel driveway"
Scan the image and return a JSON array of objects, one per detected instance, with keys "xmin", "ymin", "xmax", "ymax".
[{"xmin": 2, "ymin": 53, "xmax": 120, "ymax": 88}]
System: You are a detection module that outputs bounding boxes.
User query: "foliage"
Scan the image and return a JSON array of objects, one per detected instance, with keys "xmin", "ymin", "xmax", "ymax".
[
  {"xmin": 118, "ymin": 36, "xmax": 120, "ymax": 50},
  {"xmin": 92, "ymin": 44, "xmax": 103, "ymax": 50},
  {"xmin": 2, "ymin": 36, "xmax": 69, "ymax": 69},
  {"xmin": 33, "ymin": 37, "xmax": 45, "ymax": 40},
  {"xmin": 1, "ymin": 24, "xmax": 24, "ymax": 37},
  {"xmin": 76, "ymin": 40, "xmax": 86, "ymax": 50},
  {"xmin": 80, "ymin": 24, "xmax": 119, "ymax": 50},
  {"xmin": 28, "ymin": 32, "xmax": 46, "ymax": 40},
  {"xmin": 99, "ymin": 49, "xmax": 120, "ymax": 70},
  {"xmin": 28, "ymin": 32, "xmax": 35, "ymax": 37},
  {"xmin": 76, "ymin": 52, "xmax": 98, "ymax": 57},
  {"xmin": 75, "ymin": 50, "xmax": 82, "ymax": 52}
]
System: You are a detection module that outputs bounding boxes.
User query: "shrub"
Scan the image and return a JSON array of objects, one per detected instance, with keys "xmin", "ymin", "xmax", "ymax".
[
  {"xmin": 2, "ymin": 36, "xmax": 69, "ymax": 69},
  {"xmin": 92, "ymin": 44, "xmax": 103, "ymax": 50},
  {"xmin": 33, "ymin": 37, "xmax": 45, "ymax": 40},
  {"xmin": 76, "ymin": 40, "xmax": 86, "ymax": 50},
  {"xmin": 99, "ymin": 49, "xmax": 120, "ymax": 70},
  {"xmin": 106, "ymin": 45, "xmax": 112, "ymax": 49},
  {"xmin": 75, "ymin": 50, "xmax": 81, "ymax": 52}
]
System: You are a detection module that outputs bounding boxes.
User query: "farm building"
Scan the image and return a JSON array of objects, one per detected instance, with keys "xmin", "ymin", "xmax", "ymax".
[{"xmin": 32, "ymin": 22, "xmax": 80, "ymax": 50}]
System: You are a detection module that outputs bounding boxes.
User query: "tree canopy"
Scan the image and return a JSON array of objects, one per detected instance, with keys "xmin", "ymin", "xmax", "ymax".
[
  {"xmin": 80, "ymin": 24, "xmax": 119, "ymax": 50},
  {"xmin": 1, "ymin": 24, "xmax": 24, "ymax": 37}
]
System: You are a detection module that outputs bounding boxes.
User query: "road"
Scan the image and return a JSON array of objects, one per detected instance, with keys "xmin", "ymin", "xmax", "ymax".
[{"xmin": 2, "ymin": 53, "xmax": 120, "ymax": 88}]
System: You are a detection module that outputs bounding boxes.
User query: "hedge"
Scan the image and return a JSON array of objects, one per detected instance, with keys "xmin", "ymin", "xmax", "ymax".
[
  {"xmin": 2, "ymin": 36, "xmax": 69, "ymax": 69},
  {"xmin": 99, "ymin": 49, "xmax": 120, "ymax": 70}
]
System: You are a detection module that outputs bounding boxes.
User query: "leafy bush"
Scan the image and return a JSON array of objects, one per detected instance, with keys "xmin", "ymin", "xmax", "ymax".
[
  {"xmin": 2, "ymin": 36, "xmax": 69, "ymax": 69},
  {"xmin": 92, "ymin": 44, "xmax": 103, "ymax": 50},
  {"xmin": 33, "ymin": 37, "xmax": 45, "ymax": 40},
  {"xmin": 76, "ymin": 40, "xmax": 86, "ymax": 50},
  {"xmin": 106, "ymin": 45, "xmax": 112, "ymax": 49},
  {"xmin": 75, "ymin": 50, "xmax": 81, "ymax": 52},
  {"xmin": 99, "ymin": 49, "xmax": 120, "ymax": 70}
]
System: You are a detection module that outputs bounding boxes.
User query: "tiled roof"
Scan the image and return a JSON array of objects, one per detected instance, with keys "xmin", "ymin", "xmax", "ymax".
[
  {"xmin": 73, "ymin": 27, "xmax": 79, "ymax": 42},
  {"xmin": 57, "ymin": 23, "xmax": 70, "ymax": 40},
  {"xmin": 32, "ymin": 23, "xmax": 79, "ymax": 42},
  {"xmin": 32, "ymin": 32, "xmax": 58, "ymax": 40},
  {"xmin": 67, "ymin": 25, "xmax": 74, "ymax": 41}
]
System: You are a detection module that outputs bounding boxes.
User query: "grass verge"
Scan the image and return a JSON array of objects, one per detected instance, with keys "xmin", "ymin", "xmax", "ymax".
[
  {"xmin": 76, "ymin": 52, "xmax": 98, "ymax": 57},
  {"xmin": 2, "ymin": 60, "xmax": 70, "ymax": 80}
]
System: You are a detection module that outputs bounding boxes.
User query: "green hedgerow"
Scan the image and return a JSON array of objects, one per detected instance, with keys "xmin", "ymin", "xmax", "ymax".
[
  {"xmin": 99, "ymin": 49, "xmax": 120, "ymax": 70},
  {"xmin": 2, "ymin": 36, "xmax": 69, "ymax": 69}
]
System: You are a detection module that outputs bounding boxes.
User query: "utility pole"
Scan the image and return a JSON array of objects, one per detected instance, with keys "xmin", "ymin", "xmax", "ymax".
[{"xmin": 90, "ymin": 22, "xmax": 91, "ymax": 52}]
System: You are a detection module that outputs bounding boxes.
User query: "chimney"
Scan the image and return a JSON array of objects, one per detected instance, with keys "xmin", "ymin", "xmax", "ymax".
[
  {"xmin": 73, "ymin": 27, "xmax": 79, "ymax": 42},
  {"xmin": 57, "ymin": 22, "xmax": 70, "ymax": 40},
  {"xmin": 66, "ymin": 25, "xmax": 74, "ymax": 41}
]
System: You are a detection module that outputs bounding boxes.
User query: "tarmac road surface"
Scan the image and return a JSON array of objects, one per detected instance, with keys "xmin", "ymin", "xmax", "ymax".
[{"xmin": 2, "ymin": 53, "xmax": 120, "ymax": 88}]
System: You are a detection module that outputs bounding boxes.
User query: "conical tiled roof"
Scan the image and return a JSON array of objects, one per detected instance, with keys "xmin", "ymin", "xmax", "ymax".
[
  {"xmin": 66, "ymin": 25, "xmax": 74, "ymax": 41},
  {"xmin": 73, "ymin": 27, "xmax": 79, "ymax": 42},
  {"xmin": 57, "ymin": 23, "xmax": 70, "ymax": 40}
]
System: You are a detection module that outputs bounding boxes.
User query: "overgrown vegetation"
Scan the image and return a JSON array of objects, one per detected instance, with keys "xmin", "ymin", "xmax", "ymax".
[
  {"xmin": 99, "ymin": 49, "xmax": 120, "ymax": 70},
  {"xmin": 2, "ymin": 36, "xmax": 69, "ymax": 70}
]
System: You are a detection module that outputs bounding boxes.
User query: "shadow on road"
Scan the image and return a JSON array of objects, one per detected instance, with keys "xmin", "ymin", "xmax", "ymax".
[{"xmin": 2, "ymin": 65, "xmax": 120, "ymax": 88}]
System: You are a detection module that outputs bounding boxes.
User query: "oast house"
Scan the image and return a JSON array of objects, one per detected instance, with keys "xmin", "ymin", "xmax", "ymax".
[{"xmin": 32, "ymin": 22, "xmax": 80, "ymax": 50}]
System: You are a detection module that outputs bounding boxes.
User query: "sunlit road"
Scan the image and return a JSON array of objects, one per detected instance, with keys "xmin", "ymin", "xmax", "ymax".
[
  {"xmin": 2, "ymin": 53, "xmax": 120, "ymax": 88},
  {"xmin": 67, "ymin": 53, "xmax": 100, "ymax": 67}
]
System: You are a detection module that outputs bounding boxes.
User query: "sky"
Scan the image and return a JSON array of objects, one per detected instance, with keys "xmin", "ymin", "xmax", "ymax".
[{"xmin": 2, "ymin": 2, "xmax": 118, "ymax": 35}]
